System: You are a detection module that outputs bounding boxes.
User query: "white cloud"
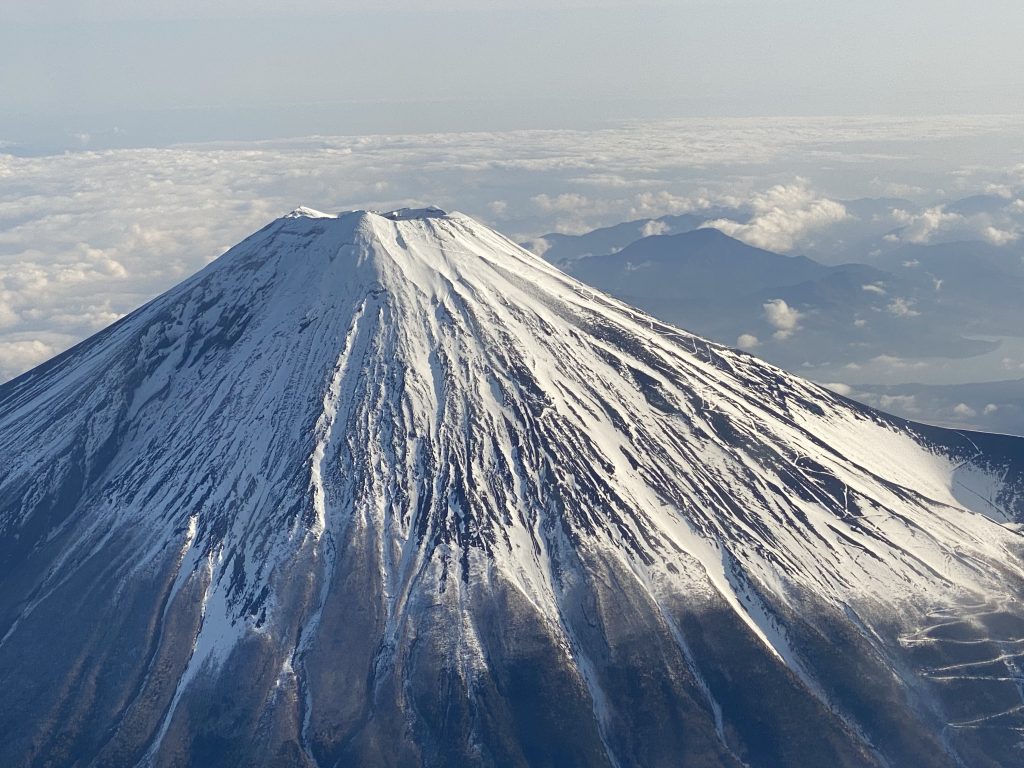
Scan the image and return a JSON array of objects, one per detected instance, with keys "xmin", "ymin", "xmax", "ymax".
[
  {"xmin": 736, "ymin": 333, "xmax": 760, "ymax": 350},
  {"xmin": 0, "ymin": 123, "xmax": 851, "ymax": 380},
  {"xmin": 0, "ymin": 301, "xmax": 19, "ymax": 329},
  {"xmin": 886, "ymin": 297, "xmax": 920, "ymax": 317},
  {"xmin": 699, "ymin": 179, "xmax": 848, "ymax": 252},
  {"xmin": 854, "ymin": 391, "xmax": 919, "ymax": 414},
  {"xmin": 872, "ymin": 179, "xmax": 924, "ymax": 198},
  {"xmin": 2, "ymin": 116, "xmax": 1024, "ymax": 383},
  {"xmin": 628, "ymin": 190, "xmax": 735, "ymax": 219},
  {"xmin": 0, "ymin": 340, "xmax": 57, "ymax": 380},
  {"xmin": 568, "ymin": 174, "xmax": 667, "ymax": 189},
  {"xmin": 953, "ymin": 402, "xmax": 977, "ymax": 418},
  {"xmin": 982, "ymin": 225, "xmax": 1019, "ymax": 245},
  {"xmin": 531, "ymin": 193, "xmax": 592, "ymax": 213},
  {"xmin": 641, "ymin": 219, "xmax": 669, "ymax": 237},
  {"xmin": 525, "ymin": 237, "xmax": 551, "ymax": 257},
  {"xmin": 890, "ymin": 205, "xmax": 962, "ymax": 244},
  {"xmin": 984, "ymin": 403, "xmax": 999, "ymax": 415},
  {"xmin": 871, "ymin": 354, "xmax": 928, "ymax": 370},
  {"xmin": 861, "ymin": 282, "xmax": 886, "ymax": 295},
  {"xmin": 529, "ymin": 193, "xmax": 630, "ymax": 233},
  {"xmin": 887, "ymin": 201, "xmax": 1023, "ymax": 246},
  {"xmin": 984, "ymin": 184, "xmax": 1015, "ymax": 198},
  {"xmin": 879, "ymin": 394, "xmax": 918, "ymax": 411},
  {"xmin": 763, "ymin": 299, "xmax": 802, "ymax": 340},
  {"xmin": 820, "ymin": 382, "xmax": 852, "ymax": 396}
]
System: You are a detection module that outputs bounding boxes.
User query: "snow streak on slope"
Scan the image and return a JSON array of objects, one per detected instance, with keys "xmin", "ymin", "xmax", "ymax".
[
  {"xmin": 0, "ymin": 206, "xmax": 1019, "ymax": 657},
  {"xmin": 2, "ymin": 207, "xmax": 1024, "ymax": 767}
]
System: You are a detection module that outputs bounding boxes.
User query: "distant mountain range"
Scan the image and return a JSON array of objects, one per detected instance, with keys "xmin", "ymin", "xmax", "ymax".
[
  {"xmin": 540, "ymin": 227, "xmax": 999, "ymax": 365},
  {"xmin": 533, "ymin": 211, "xmax": 738, "ymax": 266},
  {"xmin": 527, "ymin": 209, "xmax": 1024, "ymax": 434}
]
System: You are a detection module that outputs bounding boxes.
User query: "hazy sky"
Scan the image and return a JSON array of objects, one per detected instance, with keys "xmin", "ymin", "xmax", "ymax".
[{"xmin": 3, "ymin": 1, "xmax": 1023, "ymax": 150}]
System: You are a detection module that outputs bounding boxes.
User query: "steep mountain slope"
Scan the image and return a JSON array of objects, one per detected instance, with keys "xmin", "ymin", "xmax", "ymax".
[{"xmin": 2, "ymin": 207, "xmax": 1024, "ymax": 767}]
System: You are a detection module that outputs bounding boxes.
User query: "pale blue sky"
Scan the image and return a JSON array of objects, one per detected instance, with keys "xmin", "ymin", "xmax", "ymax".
[{"xmin": 3, "ymin": 1, "xmax": 1023, "ymax": 151}]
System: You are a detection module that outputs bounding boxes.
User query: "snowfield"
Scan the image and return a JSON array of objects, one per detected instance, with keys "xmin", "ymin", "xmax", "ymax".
[{"xmin": 2, "ymin": 207, "xmax": 1024, "ymax": 767}]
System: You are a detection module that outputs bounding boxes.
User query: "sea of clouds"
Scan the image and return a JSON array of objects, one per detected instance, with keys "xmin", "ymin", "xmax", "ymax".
[{"xmin": 2, "ymin": 114, "xmax": 1023, "ymax": 381}]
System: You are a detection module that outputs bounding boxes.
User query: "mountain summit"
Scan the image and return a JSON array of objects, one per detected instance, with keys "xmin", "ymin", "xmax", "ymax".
[{"xmin": 2, "ymin": 208, "xmax": 1024, "ymax": 767}]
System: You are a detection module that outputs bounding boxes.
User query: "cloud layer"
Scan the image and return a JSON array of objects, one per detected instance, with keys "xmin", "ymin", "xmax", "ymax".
[{"xmin": 2, "ymin": 115, "xmax": 1024, "ymax": 380}]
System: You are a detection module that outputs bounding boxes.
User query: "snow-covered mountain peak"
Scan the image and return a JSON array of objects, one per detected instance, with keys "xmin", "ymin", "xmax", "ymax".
[
  {"xmin": 283, "ymin": 205, "xmax": 449, "ymax": 223},
  {"xmin": 5, "ymin": 207, "xmax": 1023, "ymax": 611},
  {"xmin": 284, "ymin": 205, "xmax": 335, "ymax": 219},
  {"xmin": 4, "ymin": 208, "xmax": 1022, "ymax": 602},
  {"xmin": 4, "ymin": 207, "xmax": 1024, "ymax": 766},
  {"xmin": 230, "ymin": 204, "xmax": 552, "ymax": 306}
]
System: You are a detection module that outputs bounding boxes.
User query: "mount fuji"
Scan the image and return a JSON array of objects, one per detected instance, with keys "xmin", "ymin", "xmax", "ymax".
[{"xmin": 2, "ymin": 207, "xmax": 1024, "ymax": 767}]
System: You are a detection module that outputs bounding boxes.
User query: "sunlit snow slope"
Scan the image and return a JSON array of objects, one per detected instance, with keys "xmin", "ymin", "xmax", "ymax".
[{"xmin": 2, "ymin": 207, "xmax": 1024, "ymax": 767}]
